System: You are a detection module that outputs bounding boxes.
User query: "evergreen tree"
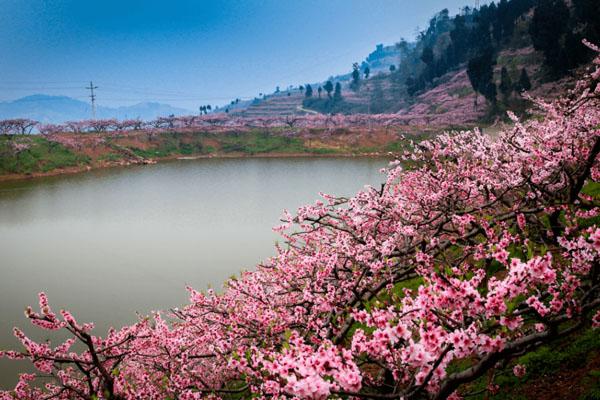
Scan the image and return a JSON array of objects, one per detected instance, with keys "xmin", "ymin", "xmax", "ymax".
[
  {"xmin": 323, "ymin": 81, "xmax": 334, "ymax": 99},
  {"xmin": 516, "ymin": 68, "xmax": 532, "ymax": 92},
  {"xmin": 305, "ymin": 84, "xmax": 313, "ymax": 98},
  {"xmin": 499, "ymin": 66, "xmax": 513, "ymax": 101},
  {"xmin": 529, "ymin": 0, "xmax": 570, "ymax": 75},
  {"xmin": 364, "ymin": 66, "xmax": 370, "ymax": 79},
  {"xmin": 421, "ymin": 46, "xmax": 434, "ymax": 65},
  {"xmin": 333, "ymin": 82, "xmax": 342, "ymax": 101},
  {"xmin": 351, "ymin": 63, "xmax": 361, "ymax": 91},
  {"xmin": 318, "ymin": 86, "xmax": 323, "ymax": 98},
  {"xmin": 573, "ymin": 0, "xmax": 600, "ymax": 44},
  {"xmin": 467, "ymin": 48, "xmax": 497, "ymax": 107}
]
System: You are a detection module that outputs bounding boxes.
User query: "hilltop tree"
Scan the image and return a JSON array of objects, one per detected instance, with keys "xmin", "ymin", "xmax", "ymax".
[
  {"xmin": 499, "ymin": 66, "xmax": 513, "ymax": 101},
  {"xmin": 323, "ymin": 80, "xmax": 334, "ymax": 99},
  {"xmin": 305, "ymin": 84, "xmax": 313, "ymax": 98},
  {"xmin": 389, "ymin": 65, "xmax": 396, "ymax": 72},
  {"xmin": 199, "ymin": 105, "xmax": 212, "ymax": 115},
  {"xmin": 318, "ymin": 86, "xmax": 323, "ymax": 98},
  {"xmin": 515, "ymin": 67, "xmax": 532, "ymax": 92},
  {"xmin": 364, "ymin": 66, "xmax": 370, "ymax": 79}
]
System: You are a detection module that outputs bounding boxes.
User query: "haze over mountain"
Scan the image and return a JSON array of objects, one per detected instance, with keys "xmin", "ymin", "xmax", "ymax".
[
  {"xmin": 0, "ymin": 0, "xmax": 472, "ymax": 110},
  {"xmin": 0, "ymin": 95, "xmax": 192, "ymax": 124}
]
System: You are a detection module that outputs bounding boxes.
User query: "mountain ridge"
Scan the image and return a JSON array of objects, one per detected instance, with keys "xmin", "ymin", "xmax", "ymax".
[{"xmin": 0, "ymin": 94, "xmax": 193, "ymax": 124}]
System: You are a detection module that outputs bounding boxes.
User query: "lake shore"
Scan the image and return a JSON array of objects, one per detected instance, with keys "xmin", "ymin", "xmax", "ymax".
[
  {"xmin": 0, "ymin": 127, "xmax": 424, "ymax": 183},
  {"xmin": 0, "ymin": 150, "xmax": 392, "ymax": 183}
]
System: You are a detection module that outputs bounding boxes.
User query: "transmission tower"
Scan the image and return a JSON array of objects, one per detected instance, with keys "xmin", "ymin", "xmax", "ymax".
[{"xmin": 86, "ymin": 81, "xmax": 98, "ymax": 119}]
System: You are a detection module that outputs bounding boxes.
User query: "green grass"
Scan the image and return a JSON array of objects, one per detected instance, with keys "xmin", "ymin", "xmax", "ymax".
[
  {"xmin": 124, "ymin": 134, "xmax": 207, "ymax": 158},
  {"xmin": 0, "ymin": 135, "xmax": 90, "ymax": 174},
  {"xmin": 213, "ymin": 130, "xmax": 343, "ymax": 155},
  {"xmin": 461, "ymin": 327, "xmax": 600, "ymax": 399},
  {"xmin": 305, "ymin": 147, "xmax": 338, "ymax": 155},
  {"xmin": 123, "ymin": 131, "xmax": 336, "ymax": 158},
  {"xmin": 579, "ymin": 182, "xmax": 600, "ymax": 228},
  {"xmin": 218, "ymin": 131, "xmax": 307, "ymax": 154},
  {"xmin": 580, "ymin": 370, "xmax": 600, "ymax": 400},
  {"xmin": 97, "ymin": 152, "xmax": 125, "ymax": 162}
]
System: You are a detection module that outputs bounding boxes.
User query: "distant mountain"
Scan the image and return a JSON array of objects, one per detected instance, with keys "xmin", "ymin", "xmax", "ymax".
[{"xmin": 0, "ymin": 94, "xmax": 193, "ymax": 124}]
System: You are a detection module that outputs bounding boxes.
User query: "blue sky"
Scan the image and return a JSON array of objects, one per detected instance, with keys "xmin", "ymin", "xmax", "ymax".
[{"xmin": 0, "ymin": 0, "xmax": 472, "ymax": 110}]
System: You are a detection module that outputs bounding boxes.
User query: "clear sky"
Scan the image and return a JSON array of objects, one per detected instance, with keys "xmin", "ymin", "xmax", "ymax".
[{"xmin": 0, "ymin": 0, "xmax": 473, "ymax": 110}]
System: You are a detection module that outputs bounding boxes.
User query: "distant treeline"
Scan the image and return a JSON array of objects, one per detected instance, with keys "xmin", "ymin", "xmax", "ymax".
[{"xmin": 0, "ymin": 113, "xmax": 445, "ymax": 137}]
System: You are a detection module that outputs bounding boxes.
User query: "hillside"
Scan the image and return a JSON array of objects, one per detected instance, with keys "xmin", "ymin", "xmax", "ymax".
[
  {"xmin": 227, "ymin": 0, "xmax": 597, "ymax": 126},
  {"xmin": 231, "ymin": 91, "xmax": 309, "ymax": 117}
]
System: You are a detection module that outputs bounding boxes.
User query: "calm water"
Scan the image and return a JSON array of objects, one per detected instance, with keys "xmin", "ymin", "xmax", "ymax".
[{"xmin": 0, "ymin": 156, "xmax": 388, "ymax": 387}]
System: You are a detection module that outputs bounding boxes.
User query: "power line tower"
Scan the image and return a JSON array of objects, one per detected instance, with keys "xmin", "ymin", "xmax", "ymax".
[{"xmin": 86, "ymin": 81, "xmax": 98, "ymax": 119}]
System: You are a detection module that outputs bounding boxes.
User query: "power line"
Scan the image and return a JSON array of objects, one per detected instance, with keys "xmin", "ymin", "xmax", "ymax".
[{"xmin": 86, "ymin": 81, "xmax": 98, "ymax": 119}]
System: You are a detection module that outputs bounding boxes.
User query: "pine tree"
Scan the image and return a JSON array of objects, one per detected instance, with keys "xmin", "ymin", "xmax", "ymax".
[
  {"xmin": 305, "ymin": 84, "xmax": 313, "ymax": 98},
  {"xmin": 499, "ymin": 66, "xmax": 513, "ymax": 101},
  {"xmin": 529, "ymin": 0, "xmax": 570, "ymax": 75},
  {"xmin": 351, "ymin": 63, "xmax": 361, "ymax": 91},
  {"xmin": 467, "ymin": 48, "xmax": 497, "ymax": 108},
  {"xmin": 333, "ymin": 82, "xmax": 342, "ymax": 101},
  {"xmin": 323, "ymin": 81, "xmax": 334, "ymax": 99},
  {"xmin": 516, "ymin": 68, "xmax": 532, "ymax": 92}
]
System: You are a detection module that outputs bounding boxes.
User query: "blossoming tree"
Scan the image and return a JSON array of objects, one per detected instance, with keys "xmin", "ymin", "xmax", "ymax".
[{"xmin": 2, "ymin": 42, "xmax": 600, "ymax": 399}]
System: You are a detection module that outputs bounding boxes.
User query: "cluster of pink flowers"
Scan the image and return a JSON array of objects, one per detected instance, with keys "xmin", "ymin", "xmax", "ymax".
[
  {"xmin": 0, "ymin": 119, "xmax": 38, "ymax": 135},
  {"xmin": 2, "ymin": 43, "xmax": 600, "ymax": 400}
]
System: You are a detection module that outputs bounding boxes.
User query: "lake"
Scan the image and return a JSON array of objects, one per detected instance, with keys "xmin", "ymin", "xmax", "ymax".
[{"xmin": 0, "ymin": 156, "xmax": 389, "ymax": 388}]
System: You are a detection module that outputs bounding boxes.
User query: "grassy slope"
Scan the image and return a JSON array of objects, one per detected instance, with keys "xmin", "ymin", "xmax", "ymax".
[
  {"xmin": 0, "ymin": 136, "xmax": 90, "ymax": 175},
  {"xmin": 462, "ymin": 328, "xmax": 600, "ymax": 400},
  {"xmin": 0, "ymin": 128, "xmax": 422, "ymax": 178}
]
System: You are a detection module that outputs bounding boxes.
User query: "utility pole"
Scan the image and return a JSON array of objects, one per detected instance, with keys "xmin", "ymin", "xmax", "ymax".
[{"xmin": 86, "ymin": 81, "xmax": 98, "ymax": 119}]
